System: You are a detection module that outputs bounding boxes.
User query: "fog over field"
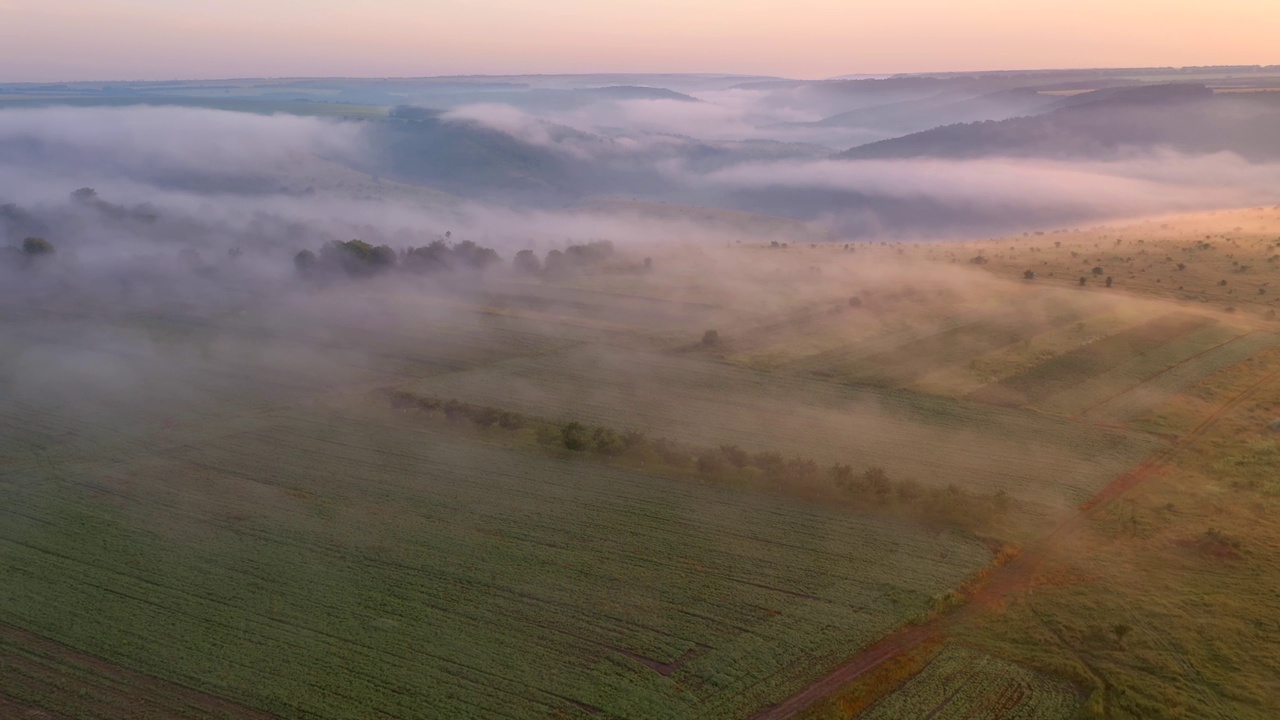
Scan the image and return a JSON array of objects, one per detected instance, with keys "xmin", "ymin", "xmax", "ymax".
[{"xmin": 4, "ymin": 70, "xmax": 1280, "ymax": 720}]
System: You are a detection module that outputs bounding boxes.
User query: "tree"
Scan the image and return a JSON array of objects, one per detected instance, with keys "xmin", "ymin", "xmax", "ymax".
[
  {"xmin": 1079, "ymin": 276, "xmax": 1087, "ymax": 286},
  {"xmin": 863, "ymin": 467, "xmax": 891, "ymax": 495},
  {"xmin": 513, "ymin": 249, "xmax": 541, "ymax": 275},
  {"xmin": 21, "ymin": 237, "xmax": 54, "ymax": 256},
  {"xmin": 1023, "ymin": 269, "xmax": 1036, "ymax": 280},
  {"xmin": 1113, "ymin": 623, "xmax": 1131, "ymax": 646},
  {"xmin": 1092, "ymin": 266, "xmax": 1104, "ymax": 276},
  {"xmin": 848, "ymin": 296, "xmax": 863, "ymax": 307},
  {"xmin": 70, "ymin": 187, "xmax": 98, "ymax": 203},
  {"xmin": 1105, "ymin": 276, "xmax": 1113, "ymax": 287},
  {"xmin": 561, "ymin": 421, "xmax": 589, "ymax": 451},
  {"xmin": 701, "ymin": 329, "xmax": 720, "ymax": 346}
]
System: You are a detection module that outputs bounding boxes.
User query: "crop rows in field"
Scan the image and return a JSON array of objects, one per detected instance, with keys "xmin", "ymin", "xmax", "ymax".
[
  {"xmin": 968, "ymin": 314, "xmax": 1212, "ymax": 408},
  {"xmin": 1084, "ymin": 331, "xmax": 1280, "ymax": 424},
  {"xmin": 1036, "ymin": 321, "xmax": 1243, "ymax": 417},
  {"xmin": 402, "ymin": 346, "xmax": 1165, "ymax": 511},
  {"xmin": 0, "ymin": 411, "xmax": 991, "ymax": 720},
  {"xmin": 861, "ymin": 645, "xmax": 1082, "ymax": 720},
  {"xmin": 0, "ymin": 622, "xmax": 272, "ymax": 720}
]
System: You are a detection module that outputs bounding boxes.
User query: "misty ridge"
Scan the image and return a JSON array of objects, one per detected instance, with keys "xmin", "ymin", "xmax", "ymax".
[
  {"xmin": 2, "ymin": 68, "xmax": 1280, "ymax": 254},
  {"xmin": 4, "ymin": 66, "xmax": 1280, "ymax": 380}
]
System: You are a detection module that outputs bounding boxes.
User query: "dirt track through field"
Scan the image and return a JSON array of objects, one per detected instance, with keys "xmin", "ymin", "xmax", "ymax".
[{"xmin": 747, "ymin": 364, "xmax": 1280, "ymax": 720}]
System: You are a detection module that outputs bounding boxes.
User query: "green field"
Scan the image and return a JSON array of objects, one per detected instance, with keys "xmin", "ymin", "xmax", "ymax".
[
  {"xmin": 5, "ymin": 219, "xmax": 1280, "ymax": 719},
  {"xmin": 1, "ymin": 404, "xmax": 991, "ymax": 719},
  {"xmin": 401, "ymin": 344, "xmax": 1164, "ymax": 513},
  {"xmin": 860, "ymin": 645, "xmax": 1082, "ymax": 720}
]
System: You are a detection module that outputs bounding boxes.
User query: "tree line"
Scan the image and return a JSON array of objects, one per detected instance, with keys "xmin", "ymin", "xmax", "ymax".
[
  {"xmin": 295, "ymin": 236, "xmax": 622, "ymax": 279},
  {"xmin": 381, "ymin": 389, "xmax": 1014, "ymax": 534}
]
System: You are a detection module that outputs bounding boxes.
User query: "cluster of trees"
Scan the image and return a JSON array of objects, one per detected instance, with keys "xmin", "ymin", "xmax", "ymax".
[
  {"xmin": 381, "ymin": 389, "xmax": 1013, "ymax": 533},
  {"xmin": 295, "ymin": 237, "xmax": 623, "ymax": 280},
  {"xmin": 294, "ymin": 236, "xmax": 501, "ymax": 278},
  {"xmin": 512, "ymin": 240, "xmax": 620, "ymax": 276}
]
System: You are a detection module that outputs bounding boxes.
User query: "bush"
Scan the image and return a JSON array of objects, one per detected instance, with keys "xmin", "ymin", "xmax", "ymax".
[
  {"xmin": 471, "ymin": 406, "xmax": 501, "ymax": 427},
  {"xmin": 830, "ymin": 463, "xmax": 855, "ymax": 489},
  {"xmin": 294, "ymin": 249, "xmax": 317, "ymax": 274},
  {"xmin": 443, "ymin": 399, "xmax": 470, "ymax": 423},
  {"xmin": 719, "ymin": 444, "xmax": 750, "ymax": 468},
  {"xmin": 561, "ymin": 422, "xmax": 589, "ymax": 451},
  {"xmin": 513, "ymin": 249, "xmax": 541, "ymax": 275},
  {"xmin": 701, "ymin": 329, "xmax": 720, "ymax": 346},
  {"xmin": 497, "ymin": 411, "xmax": 526, "ymax": 430},
  {"xmin": 592, "ymin": 427, "xmax": 626, "ymax": 455},
  {"xmin": 652, "ymin": 438, "xmax": 692, "ymax": 468},
  {"xmin": 863, "ymin": 467, "xmax": 891, "ymax": 495},
  {"xmin": 21, "ymin": 237, "xmax": 54, "ymax": 256},
  {"xmin": 695, "ymin": 450, "xmax": 727, "ymax": 475}
]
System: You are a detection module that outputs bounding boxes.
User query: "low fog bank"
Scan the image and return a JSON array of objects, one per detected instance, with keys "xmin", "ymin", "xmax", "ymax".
[{"xmin": 3, "ymin": 105, "xmax": 1279, "ymax": 247}]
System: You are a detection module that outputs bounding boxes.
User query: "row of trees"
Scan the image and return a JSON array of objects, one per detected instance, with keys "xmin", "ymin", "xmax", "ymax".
[
  {"xmin": 295, "ymin": 237, "xmax": 621, "ymax": 279},
  {"xmin": 381, "ymin": 389, "xmax": 1013, "ymax": 533}
]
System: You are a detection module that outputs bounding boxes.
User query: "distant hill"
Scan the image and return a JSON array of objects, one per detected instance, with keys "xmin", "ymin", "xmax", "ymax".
[{"xmin": 836, "ymin": 84, "xmax": 1280, "ymax": 161}]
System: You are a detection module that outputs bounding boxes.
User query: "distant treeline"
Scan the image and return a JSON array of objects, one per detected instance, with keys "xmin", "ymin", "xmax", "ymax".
[
  {"xmin": 380, "ymin": 389, "xmax": 1013, "ymax": 534},
  {"xmin": 295, "ymin": 237, "xmax": 626, "ymax": 279}
]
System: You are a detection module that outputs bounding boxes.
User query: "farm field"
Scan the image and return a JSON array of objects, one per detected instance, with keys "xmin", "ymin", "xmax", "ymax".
[
  {"xmin": 0, "ymin": 402, "xmax": 992, "ymax": 719},
  {"xmin": 5, "ymin": 204, "xmax": 1280, "ymax": 720},
  {"xmin": 859, "ymin": 645, "xmax": 1082, "ymax": 720},
  {"xmin": 400, "ymin": 344, "xmax": 1165, "ymax": 514}
]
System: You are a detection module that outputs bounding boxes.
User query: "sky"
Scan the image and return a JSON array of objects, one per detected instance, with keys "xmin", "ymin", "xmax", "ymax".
[{"xmin": 0, "ymin": 0, "xmax": 1276, "ymax": 82}]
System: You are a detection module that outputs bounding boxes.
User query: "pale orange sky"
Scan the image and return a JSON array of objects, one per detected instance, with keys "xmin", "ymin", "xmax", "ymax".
[{"xmin": 0, "ymin": 0, "xmax": 1275, "ymax": 82}]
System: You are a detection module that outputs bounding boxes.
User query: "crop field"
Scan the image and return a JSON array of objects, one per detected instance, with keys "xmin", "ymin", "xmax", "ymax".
[
  {"xmin": 812, "ymin": 307, "xmax": 1090, "ymax": 388},
  {"xmin": 860, "ymin": 645, "xmax": 1082, "ymax": 720},
  {"xmin": 967, "ymin": 313, "xmax": 1214, "ymax": 408},
  {"xmin": 401, "ymin": 345, "xmax": 1165, "ymax": 512},
  {"xmin": 0, "ymin": 403, "xmax": 993, "ymax": 720}
]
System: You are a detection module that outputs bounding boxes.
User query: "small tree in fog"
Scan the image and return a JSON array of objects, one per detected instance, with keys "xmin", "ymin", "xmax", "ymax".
[
  {"xmin": 513, "ymin": 249, "xmax": 541, "ymax": 275},
  {"xmin": 561, "ymin": 421, "xmax": 589, "ymax": 451},
  {"xmin": 21, "ymin": 237, "xmax": 54, "ymax": 257},
  {"xmin": 863, "ymin": 467, "xmax": 891, "ymax": 495},
  {"xmin": 294, "ymin": 249, "xmax": 317, "ymax": 274},
  {"xmin": 701, "ymin": 330, "xmax": 720, "ymax": 346}
]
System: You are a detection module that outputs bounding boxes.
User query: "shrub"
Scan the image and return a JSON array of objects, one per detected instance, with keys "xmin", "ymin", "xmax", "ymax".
[
  {"xmin": 695, "ymin": 450, "xmax": 727, "ymax": 475},
  {"xmin": 651, "ymin": 438, "xmax": 692, "ymax": 468},
  {"xmin": 513, "ymin": 249, "xmax": 541, "ymax": 274},
  {"xmin": 719, "ymin": 444, "xmax": 750, "ymax": 468},
  {"xmin": 497, "ymin": 411, "xmax": 526, "ymax": 430},
  {"xmin": 701, "ymin": 329, "xmax": 720, "ymax": 346},
  {"xmin": 561, "ymin": 421, "xmax": 589, "ymax": 450},
  {"xmin": 830, "ymin": 463, "xmax": 855, "ymax": 490},
  {"xmin": 21, "ymin": 237, "xmax": 54, "ymax": 256},
  {"xmin": 863, "ymin": 466, "xmax": 891, "ymax": 495},
  {"xmin": 592, "ymin": 427, "xmax": 626, "ymax": 455},
  {"xmin": 443, "ymin": 399, "xmax": 470, "ymax": 423}
]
